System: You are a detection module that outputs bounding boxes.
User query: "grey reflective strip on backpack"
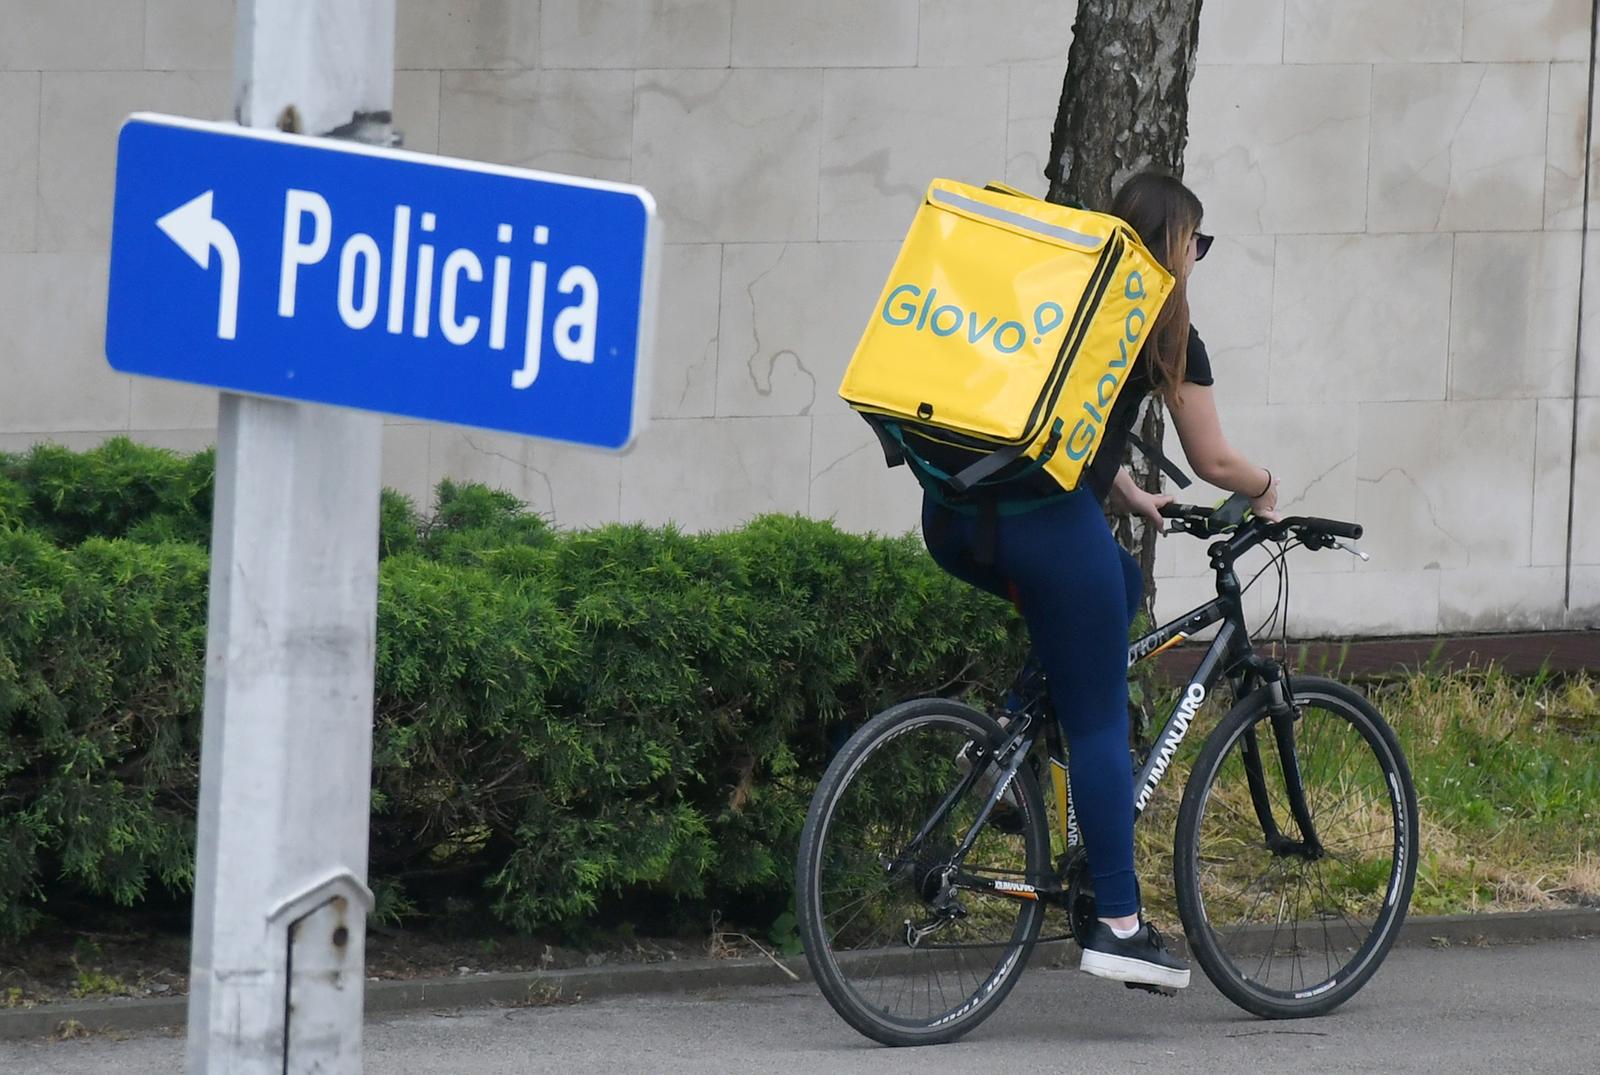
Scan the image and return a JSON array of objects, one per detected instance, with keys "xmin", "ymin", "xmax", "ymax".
[{"xmin": 928, "ymin": 188, "xmax": 1101, "ymax": 249}]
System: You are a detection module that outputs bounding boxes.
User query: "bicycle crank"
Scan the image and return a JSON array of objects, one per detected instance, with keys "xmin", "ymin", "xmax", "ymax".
[{"xmin": 1058, "ymin": 847, "xmax": 1098, "ymax": 947}]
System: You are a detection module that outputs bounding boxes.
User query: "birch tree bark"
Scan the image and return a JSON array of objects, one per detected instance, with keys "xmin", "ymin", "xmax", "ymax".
[{"xmin": 1045, "ymin": 0, "xmax": 1204, "ymax": 612}]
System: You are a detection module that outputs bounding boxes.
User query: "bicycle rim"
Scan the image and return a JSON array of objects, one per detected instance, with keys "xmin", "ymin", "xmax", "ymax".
[
  {"xmin": 798, "ymin": 703, "xmax": 1047, "ymax": 1044},
  {"xmin": 1177, "ymin": 682, "xmax": 1417, "ymax": 1017}
]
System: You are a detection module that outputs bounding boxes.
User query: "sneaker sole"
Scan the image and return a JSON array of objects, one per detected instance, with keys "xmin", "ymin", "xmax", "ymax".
[{"xmin": 1079, "ymin": 949, "xmax": 1192, "ymax": 990}]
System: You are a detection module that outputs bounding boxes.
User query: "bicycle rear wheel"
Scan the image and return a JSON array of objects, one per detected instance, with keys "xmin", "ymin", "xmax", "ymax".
[
  {"xmin": 1174, "ymin": 676, "xmax": 1418, "ymax": 1018},
  {"xmin": 796, "ymin": 698, "xmax": 1050, "ymax": 1047}
]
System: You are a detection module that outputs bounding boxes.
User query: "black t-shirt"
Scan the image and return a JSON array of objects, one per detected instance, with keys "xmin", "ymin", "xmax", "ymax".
[{"xmin": 1083, "ymin": 326, "xmax": 1214, "ymax": 501}]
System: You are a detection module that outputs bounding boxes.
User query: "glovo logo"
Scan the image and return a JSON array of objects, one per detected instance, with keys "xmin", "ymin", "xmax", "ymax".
[
  {"xmin": 1064, "ymin": 269, "xmax": 1152, "ymax": 462},
  {"xmin": 880, "ymin": 284, "xmax": 1066, "ymax": 356}
]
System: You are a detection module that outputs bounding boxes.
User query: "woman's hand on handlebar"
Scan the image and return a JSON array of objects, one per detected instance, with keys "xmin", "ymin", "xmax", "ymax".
[
  {"xmin": 1110, "ymin": 470, "xmax": 1174, "ymax": 532},
  {"xmin": 1134, "ymin": 489, "xmax": 1176, "ymax": 533},
  {"xmin": 1249, "ymin": 472, "xmax": 1282, "ymax": 522}
]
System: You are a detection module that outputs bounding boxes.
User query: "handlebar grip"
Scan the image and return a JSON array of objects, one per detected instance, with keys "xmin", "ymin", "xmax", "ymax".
[
  {"xmin": 1301, "ymin": 517, "xmax": 1363, "ymax": 540},
  {"xmin": 1159, "ymin": 503, "xmax": 1212, "ymax": 520}
]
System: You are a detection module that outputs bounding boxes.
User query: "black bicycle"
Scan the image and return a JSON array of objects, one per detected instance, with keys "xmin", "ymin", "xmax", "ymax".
[{"xmin": 795, "ymin": 496, "xmax": 1420, "ymax": 1046}]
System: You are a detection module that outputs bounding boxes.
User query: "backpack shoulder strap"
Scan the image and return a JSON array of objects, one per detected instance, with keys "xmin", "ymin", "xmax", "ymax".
[
  {"xmin": 861, "ymin": 414, "xmax": 907, "ymax": 468},
  {"xmin": 1127, "ymin": 431, "xmax": 1192, "ymax": 490}
]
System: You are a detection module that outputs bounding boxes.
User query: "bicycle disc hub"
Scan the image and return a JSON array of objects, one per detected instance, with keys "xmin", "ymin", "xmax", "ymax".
[{"xmin": 1266, "ymin": 835, "xmax": 1325, "ymax": 861}]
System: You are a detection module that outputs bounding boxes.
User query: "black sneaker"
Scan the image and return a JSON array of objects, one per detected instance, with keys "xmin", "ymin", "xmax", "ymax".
[{"xmin": 1079, "ymin": 921, "xmax": 1191, "ymax": 990}]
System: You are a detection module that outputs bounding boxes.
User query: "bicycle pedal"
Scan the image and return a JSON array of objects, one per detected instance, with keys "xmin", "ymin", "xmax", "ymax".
[{"xmin": 1123, "ymin": 982, "xmax": 1178, "ymax": 998}]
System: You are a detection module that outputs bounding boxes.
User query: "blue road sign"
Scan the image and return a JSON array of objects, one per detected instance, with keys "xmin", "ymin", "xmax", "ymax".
[{"xmin": 106, "ymin": 113, "xmax": 659, "ymax": 450}]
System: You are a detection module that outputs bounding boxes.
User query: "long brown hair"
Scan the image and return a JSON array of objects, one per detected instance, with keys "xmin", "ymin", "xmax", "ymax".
[{"xmin": 1109, "ymin": 172, "xmax": 1203, "ymax": 402}]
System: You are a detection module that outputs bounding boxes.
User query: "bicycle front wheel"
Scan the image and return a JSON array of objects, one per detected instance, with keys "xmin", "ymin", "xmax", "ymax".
[
  {"xmin": 1174, "ymin": 676, "xmax": 1419, "ymax": 1018},
  {"xmin": 796, "ymin": 698, "xmax": 1050, "ymax": 1047}
]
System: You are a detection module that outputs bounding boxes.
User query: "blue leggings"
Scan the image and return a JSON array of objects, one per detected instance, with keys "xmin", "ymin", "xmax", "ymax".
[{"xmin": 922, "ymin": 489, "xmax": 1144, "ymax": 918}]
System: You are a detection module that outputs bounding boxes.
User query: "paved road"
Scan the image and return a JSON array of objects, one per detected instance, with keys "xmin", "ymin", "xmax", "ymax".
[{"xmin": 5, "ymin": 937, "xmax": 1598, "ymax": 1074}]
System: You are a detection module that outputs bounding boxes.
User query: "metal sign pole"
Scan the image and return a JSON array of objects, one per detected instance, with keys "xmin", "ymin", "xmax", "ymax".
[{"xmin": 186, "ymin": 1, "xmax": 394, "ymax": 1071}]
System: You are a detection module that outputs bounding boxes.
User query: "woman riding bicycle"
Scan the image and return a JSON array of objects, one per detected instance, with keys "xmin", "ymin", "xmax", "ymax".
[{"xmin": 919, "ymin": 172, "xmax": 1281, "ymax": 990}]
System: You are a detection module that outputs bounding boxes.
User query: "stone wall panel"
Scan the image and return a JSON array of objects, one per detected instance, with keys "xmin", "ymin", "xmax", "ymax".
[
  {"xmin": 144, "ymin": 0, "xmax": 234, "ymax": 72},
  {"xmin": 1449, "ymin": 232, "xmax": 1581, "ymax": 401},
  {"xmin": 730, "ymin": 0, "xmax": 918, "ymax": 68},
  {"xmin": 1369, "ymin": 64, "xmax": 1549, "ymax": 233},
  {"xmin": 715, "ymin": 241, "xmax": 898, "ymax": 418},
  {"xmin": 819, "ymin": 67, "xmax": 1008, "ymax": 241},
  {"xmin": 1198, "ymin": 0, "xmax": 1285, "ymax": 65},
  {"xmin": 0, "ymin": 73, "xmax": 39, "ymax": 253},
  {"xmin": 620, "ymin": 416, "xmax": 811, "ymax": 530},
  {"xmin": 1464, "ymin": 0, "xmax": 1590, "ymax": 63},
  {"xmin": 917, "ymin": 0, "xmax": 1075, "ymax": 67},
  {"xmin": 633, "ymin": 69, "xmax": 822, "ymax": 243},
  {"xmin": 809, "ymin": 413, "xmax": 925, "ymax": 535},
  {"xmin": 441, "ymin": 69, "xmax": 635, "ymax": 183},
  {"xmin": 396, "ymin": 0, "xmax": 540, "ymax": 70},
  {"xmin": 1269, "ymin": 235, "xmax": 1453, "ymax": 405},
  {"xmin": 0, "ymin": 0, "xmax": 145, "ymax": 72},
  {"xmin": 542, "ymin": 0, "xmax": 733, "ymax": 69},
  {"xmin": 38, "ymin": 71, "xmax": 231, "ymax": 253},
  {"xmin": 1186, "ymin": 64, "xmax": 1371, "ymax": 235},
  {"xmin": 1354, "ymin": 400, "xmax": 1537, "ymax": 573},
  {"xmin": 0, "ymin": 253, "xmax": 129, "ymax": 433},
  {"xmin": 1284, "ymin": 0, "xmax": 1464, "ymax": 64},
  {"xmin": 650, "ymin": 243, "xmax": 724, "ymax": 420},
  {"xmin": 1532, "ymin": 399, "xmax": 1576, "ymax": 568}
]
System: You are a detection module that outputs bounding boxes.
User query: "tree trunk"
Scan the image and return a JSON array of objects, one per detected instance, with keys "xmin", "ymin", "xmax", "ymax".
[{"xmin": 1045, "ymin": 0, "xmax": 1203, "ymax": 616}]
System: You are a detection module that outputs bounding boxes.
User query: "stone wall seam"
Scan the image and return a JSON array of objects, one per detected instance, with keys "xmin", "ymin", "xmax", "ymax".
[
  {"xmin": 34, "ymin": 69, "xmax": 43, "ymax": 255},
  {"xmin": 1443, "ymin": 233, "xmax": 1459, "ymax": 401},
  {"xmin": 1544, "ymin": 60, "xmax": 1556, "ymax": 225},
  {"xmin": 814, "ymin": 65, "xmax": 824, "ymax": 243}
]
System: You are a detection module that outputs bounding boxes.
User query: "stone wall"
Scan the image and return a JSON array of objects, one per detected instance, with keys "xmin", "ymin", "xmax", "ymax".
[{"xmin": 0, "ymin": 0, "xmax": 1594, "ymax": 635}]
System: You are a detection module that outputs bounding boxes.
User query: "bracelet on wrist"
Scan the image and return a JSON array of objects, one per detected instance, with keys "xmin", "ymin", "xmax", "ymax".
[{"xmin": 1254, "ymin": 469, "xmax": 1272, "ymax": 499}]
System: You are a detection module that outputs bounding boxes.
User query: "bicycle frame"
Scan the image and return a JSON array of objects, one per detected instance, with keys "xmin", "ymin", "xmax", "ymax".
[{"xmin": 938, "ymin": 563, "xmax": 1324, "ymax": 908}]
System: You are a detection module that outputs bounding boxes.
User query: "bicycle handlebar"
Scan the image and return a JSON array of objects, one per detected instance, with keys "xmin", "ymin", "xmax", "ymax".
[
  {"xmin": 1157, "ymin": 495, "xmax": 1363, "ymax": 546},
  {"xmin": 1295, "ymin": 516, "xmax": 1363, "ymax": 540}
]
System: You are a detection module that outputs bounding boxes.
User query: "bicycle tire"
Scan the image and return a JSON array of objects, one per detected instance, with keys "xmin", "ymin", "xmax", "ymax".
[
  {"xmin": 796, "ymin": 698, "xmax": 1050, "ymax": 1046},
  {"xmin": 1174, "ymin": 676, "xmax": 1419, "ymax": 1018}
]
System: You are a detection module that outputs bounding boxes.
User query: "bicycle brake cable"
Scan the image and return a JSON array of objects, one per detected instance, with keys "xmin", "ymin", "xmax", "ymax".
[
  {"xmin": 1280, "ymin": 538, "xmax": 1293, "ymax": 668},
  {"xmin": 1241, "ymin": 538, "xmax": 1298, "ymax": 643}
]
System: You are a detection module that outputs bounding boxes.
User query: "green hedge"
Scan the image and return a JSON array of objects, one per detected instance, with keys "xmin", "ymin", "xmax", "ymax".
[{"xmin": 0, "ymin": 439, "xmax": 1024, "ymax": 938}]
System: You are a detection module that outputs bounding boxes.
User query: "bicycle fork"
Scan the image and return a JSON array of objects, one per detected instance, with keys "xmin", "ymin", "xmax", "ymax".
[{"xmin": 1240, "ymin": 665, "xmax": 1324, "ymax": 860}]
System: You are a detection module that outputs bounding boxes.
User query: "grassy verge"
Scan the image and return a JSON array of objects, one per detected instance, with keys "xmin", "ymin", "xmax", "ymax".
[
  {"xmin": 1133, "ymin": 667, "xmax": 1600, "ymax": 921},
  {"xmin": 1389, "ymin": 667, "xmax": 1599, "ymax": 914}
]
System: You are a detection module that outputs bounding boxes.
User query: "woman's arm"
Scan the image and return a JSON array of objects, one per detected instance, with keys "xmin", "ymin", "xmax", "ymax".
[{"xmin": 1168, "ymin": 383, "xmax": 1280, "ymax": 519}]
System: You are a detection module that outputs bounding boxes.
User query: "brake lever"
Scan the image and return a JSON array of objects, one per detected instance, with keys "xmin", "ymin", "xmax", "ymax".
[{"xmin": 1330, "ymin": 539, "xmax": 1370, "ymax": 562}]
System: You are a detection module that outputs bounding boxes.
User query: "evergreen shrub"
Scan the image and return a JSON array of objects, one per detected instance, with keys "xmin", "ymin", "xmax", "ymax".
[{"xmin": 0, "ymin": 440, "xmax": 1024, "ymax": 937}]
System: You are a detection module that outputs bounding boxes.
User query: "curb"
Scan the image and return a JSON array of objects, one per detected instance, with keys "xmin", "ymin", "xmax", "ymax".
[{"xmin": 3, "ymin": 908, "xmax": 1596, "ymax": 1042}]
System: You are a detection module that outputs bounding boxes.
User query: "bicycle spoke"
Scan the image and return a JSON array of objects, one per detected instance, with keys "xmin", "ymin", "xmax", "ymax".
[
  {"xmin": 1225, "ymin": 856, "xmax": 1286, "ymax": 946},
  {"xmin": 1314, "ymin": 857, "xmax": 1369, "ymax": 953},
  {"xmin": 1315, "ymin": 865, "xmax": 1336, "ymax": 983}
]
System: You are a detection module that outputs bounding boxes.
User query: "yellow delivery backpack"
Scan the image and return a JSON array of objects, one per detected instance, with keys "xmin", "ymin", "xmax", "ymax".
[{"xmin": 839, "ymin": 178, "xmax": 1177, "ymax": 501}]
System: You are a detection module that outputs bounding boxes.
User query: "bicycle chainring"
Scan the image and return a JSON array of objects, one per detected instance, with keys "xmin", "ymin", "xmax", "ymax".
[{"xmin": 1060, "ymin": 847, "xmax": 1098, "ymax": 947}]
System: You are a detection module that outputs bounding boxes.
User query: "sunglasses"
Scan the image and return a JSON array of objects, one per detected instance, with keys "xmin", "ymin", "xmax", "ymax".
[{"xmin": 1194, "ymin": 232, "xmax": 1214, "ymax": 261}]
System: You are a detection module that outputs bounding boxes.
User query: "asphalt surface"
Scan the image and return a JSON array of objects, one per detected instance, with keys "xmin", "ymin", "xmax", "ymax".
[{"xmin": 4, "ymin": 936, "xmax": 1597, "ymax": 1074}]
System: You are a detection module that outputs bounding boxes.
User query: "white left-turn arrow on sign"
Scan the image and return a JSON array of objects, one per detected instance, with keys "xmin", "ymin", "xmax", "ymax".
[{"xmin": 157, "ymin": 190, "xmax": 241, "ymax": 341}]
